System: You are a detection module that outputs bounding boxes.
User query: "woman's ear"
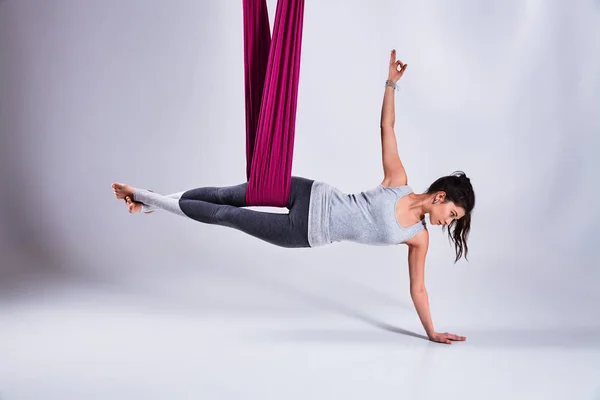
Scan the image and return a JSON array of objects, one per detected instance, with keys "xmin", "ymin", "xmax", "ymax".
[{"xmin": 436, "ymin": 191, "xmax": 447, "ymax": 203}]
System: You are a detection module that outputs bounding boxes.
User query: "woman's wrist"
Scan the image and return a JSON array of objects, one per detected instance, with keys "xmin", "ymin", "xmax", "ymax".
[{"xmin": 385, "ymin": 79, "xmax": 399, "ymax": 91}]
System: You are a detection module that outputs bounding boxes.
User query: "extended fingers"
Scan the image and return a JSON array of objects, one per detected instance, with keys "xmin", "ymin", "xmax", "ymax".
[
  {"xmin": 445, "ymin": 333, "xmax": 466, "ymax": 341},
  {"xmin": 429, "ymin": 333, "xmax": 465, "ymax": 344}
]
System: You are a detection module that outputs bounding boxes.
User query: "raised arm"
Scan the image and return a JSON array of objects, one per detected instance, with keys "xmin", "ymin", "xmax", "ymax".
[
  {"xmin": 380, "ymin": 50, "xmax": 407, "ymax": 187},
  {"xmin": 405, "ymin": 229, "xmax": 466, "ymax": 344}
]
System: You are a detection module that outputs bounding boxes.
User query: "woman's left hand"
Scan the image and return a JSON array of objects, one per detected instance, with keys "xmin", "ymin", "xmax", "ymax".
[
  {"xmin": 388, "ymin": 49, "xmax": 407, "ymax": 83},
  {"xmin": 428, "ymin": 331, "xmax": 467, "ymax": 344}
]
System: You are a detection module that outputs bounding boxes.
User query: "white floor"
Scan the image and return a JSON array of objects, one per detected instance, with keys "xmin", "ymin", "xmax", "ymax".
[{"xmin": 1, "ymin": 263, "xmax": 598, "ymax": 400}]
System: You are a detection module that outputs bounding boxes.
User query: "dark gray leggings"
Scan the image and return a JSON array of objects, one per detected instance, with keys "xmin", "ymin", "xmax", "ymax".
[{"xmin": 178, "ymin": 176, "xmax": 314, "ymax": 248}]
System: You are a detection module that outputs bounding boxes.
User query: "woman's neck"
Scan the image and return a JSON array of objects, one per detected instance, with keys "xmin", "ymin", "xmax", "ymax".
[{"xmin": 407, "ymin": 192, "xmax": 433, "ymax": 221}]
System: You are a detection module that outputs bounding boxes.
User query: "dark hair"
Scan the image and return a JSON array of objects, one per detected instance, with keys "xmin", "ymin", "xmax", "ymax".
[{"xmin": 425, "ymin": 171, "xmax": 475, "ymax": 263}]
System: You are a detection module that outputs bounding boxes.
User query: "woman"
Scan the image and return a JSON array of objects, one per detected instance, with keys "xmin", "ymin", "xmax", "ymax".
[{"xmin": 112, "ymin": 50, "xmax": 475, "ymax": 345}]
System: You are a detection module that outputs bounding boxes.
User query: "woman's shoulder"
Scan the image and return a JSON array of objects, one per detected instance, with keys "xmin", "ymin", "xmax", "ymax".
[
  {"xmin": 379, "ymin": 183, "xmax": 411, "ymax": 189},
  {"xmin": 404, "ymin": 224, "xmax": 429, "ymax": 248},
  {"xmin": 378, "ymin": 183, "xmax": 413, "ymax": 195}
]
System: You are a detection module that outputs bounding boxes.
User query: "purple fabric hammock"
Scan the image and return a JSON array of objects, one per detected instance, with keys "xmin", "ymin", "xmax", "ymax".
[{"xmin": 242, "ymin": 0, "xmax": 305, "ymax": 207}]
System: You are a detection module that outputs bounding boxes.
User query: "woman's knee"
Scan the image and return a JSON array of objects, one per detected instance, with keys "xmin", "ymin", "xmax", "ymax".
[
  {"xmin": 212, "ymin": 205, "xmax": 240, "ymax": 227},
  {"xmin": 215, "ymin": 183, "xmax": 248, "ymax": 206}
]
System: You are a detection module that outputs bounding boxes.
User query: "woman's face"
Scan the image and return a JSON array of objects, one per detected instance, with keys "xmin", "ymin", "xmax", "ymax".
[{"xmin": 429, "ymin": 194, "xmax": 465, "ymax": 226}]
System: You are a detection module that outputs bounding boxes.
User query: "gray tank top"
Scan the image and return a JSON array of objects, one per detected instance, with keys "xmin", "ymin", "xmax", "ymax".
[{"xmin": 307, "ymin": 181, "xmax": 426, "ymax": 247}]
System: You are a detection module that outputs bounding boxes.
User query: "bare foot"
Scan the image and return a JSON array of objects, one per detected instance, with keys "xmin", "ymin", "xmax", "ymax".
[
  {"xmin": 125, "ymin": 196, "xmax": 143, "ymax": 214},
  {"xmin": 112, "ymin": 183, "xmax": 152, "ymax": 214},
  {"xmin": 112, "ymin": 182, "xmax": 135, "ymax": 200},
  {"xmin": 112, "ymin": 182, "xmax": 142, "ymax": 214}
]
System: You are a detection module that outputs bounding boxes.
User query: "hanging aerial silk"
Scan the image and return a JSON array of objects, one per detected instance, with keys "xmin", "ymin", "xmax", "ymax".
[{"xmin": 242, "ymin": 0, "xmax": 305, "ymax": 207}]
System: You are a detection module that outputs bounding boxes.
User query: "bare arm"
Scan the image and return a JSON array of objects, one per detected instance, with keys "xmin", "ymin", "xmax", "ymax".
[
  {"xmin": 380, "ymin": 87, "xmax": 406, "ymax": 184},
  {"xmin": 405, "ymin": 229, "xmax": 467, "ymax": 344},
  {"xmin": 406, "ymin": 230, "xmax": 435, "ymax": 336},
  {"xmin": 380, "ymin": 50, "xmax": 407, "ymax": 187}
]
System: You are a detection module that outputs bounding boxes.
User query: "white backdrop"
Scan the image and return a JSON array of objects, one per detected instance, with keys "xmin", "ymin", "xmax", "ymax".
[{"xmin": 1, "ymin": 1, "xmax": 599, "ymax": 399}]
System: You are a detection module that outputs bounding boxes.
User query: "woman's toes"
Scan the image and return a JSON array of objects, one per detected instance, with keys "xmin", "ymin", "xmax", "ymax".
[{"xmin": 112, "ymin": 183, "xmax": 121, "ymax": 198}]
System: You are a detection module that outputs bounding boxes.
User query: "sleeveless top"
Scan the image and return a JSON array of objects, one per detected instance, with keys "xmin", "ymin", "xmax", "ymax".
[{"xmin": 307, "ymin": 181, "xmax": 426, "ymax": 247}]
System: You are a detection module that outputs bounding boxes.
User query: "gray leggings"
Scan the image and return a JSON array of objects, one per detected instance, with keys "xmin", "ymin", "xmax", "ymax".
[{"xmin": 133, "ymin": 176, "xmax": 314, "ymax": 248}]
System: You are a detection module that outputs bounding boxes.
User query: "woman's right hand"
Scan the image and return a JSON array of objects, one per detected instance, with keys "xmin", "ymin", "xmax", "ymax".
[
  {"xmin": 428, "ymin": 331, "xmax": 466, "ymax": 344},
  {"xmin": 388, "ymin": 49, "xmax": 407, "ymax": 83}
]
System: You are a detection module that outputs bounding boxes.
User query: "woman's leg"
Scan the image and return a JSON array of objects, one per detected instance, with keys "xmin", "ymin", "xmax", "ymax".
[
  {"xmin": 140, "ymin": 191, "xmax": 185, "ymax": 213},
  {"xmin": 140, "ymin": 182, "xmax": 247, "ymax": 213},
  {"xmin": 181, "ymin": 183, "xmax": 248, "ymax": 207},
  {"xmin": 133, "ymin": 177, "xmax": 314, "ymax": 248}
]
